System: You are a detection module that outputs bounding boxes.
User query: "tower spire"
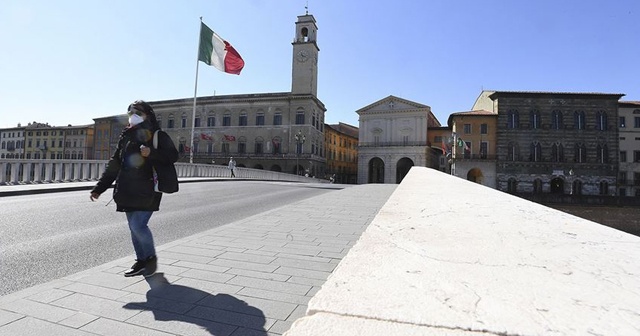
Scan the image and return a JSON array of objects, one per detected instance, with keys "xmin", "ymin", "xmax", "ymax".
[{"xmin": 305, "ymin": 1, "xmax": 308, "ymax": 15}]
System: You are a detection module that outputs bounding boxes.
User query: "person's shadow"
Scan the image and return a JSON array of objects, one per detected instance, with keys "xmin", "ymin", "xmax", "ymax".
[{"xmin": 123, "ymin": 273, "xmax": 268, "ymax": 335}]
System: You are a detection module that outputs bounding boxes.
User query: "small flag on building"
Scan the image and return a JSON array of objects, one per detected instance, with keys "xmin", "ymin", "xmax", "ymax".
[
  {"xmin": 198, "ymin": 22, "xmax": 244, "ymax": 75},
  {"xmin": 224, "ymin": 134, "xmax": 236, "ymax": 141}
]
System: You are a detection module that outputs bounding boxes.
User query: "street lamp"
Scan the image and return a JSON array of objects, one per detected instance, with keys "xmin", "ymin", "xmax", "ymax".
[{"xmin": 294, "ymin": 130, "xmax": 306, "ymax": 175}]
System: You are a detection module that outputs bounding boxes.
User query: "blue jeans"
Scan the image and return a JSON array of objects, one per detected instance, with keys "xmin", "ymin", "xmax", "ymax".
[{"xmin": 125, "ymin": 211, "xmax": 156, "ymax": 260}]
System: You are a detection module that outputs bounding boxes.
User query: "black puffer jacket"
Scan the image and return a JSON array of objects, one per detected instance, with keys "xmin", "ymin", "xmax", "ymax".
[{"xmin": 92, "ymin": 121, "xmax": 178, "ymax": 212}]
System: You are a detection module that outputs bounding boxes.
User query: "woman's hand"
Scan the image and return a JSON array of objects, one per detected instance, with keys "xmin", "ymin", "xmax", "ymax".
[{"xmin": 90, "ymin": 192, "xmax": 100, "ymax": 201}]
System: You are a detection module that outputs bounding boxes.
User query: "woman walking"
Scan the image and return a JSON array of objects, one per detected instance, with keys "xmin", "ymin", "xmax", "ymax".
[{"xmin": 90, "ymin": 100, "xmax": 178, "ymax": 277}]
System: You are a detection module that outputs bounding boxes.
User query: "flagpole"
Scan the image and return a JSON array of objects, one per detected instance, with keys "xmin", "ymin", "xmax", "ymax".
[{"xmin": 190, "ymin": 17, "xmax": 204, "ymax": 164}]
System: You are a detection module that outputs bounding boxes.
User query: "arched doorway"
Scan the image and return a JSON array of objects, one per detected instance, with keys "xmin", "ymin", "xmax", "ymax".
[
  {"xmin": 368, "ymin": 157, "xmax": 384, "ymax": 184},
  {"xmin": 550, "ymin": 177, "xmax": 564, "ymax": 194},
  {"xmin": 270, "ymin": 165, "xmax": 282, "ymax": 172},
  {"xmin": 396, "ymin": 158, "xmax": 414, "ymax": 183},
  {"xmin": 467, "ymin": 168, "xmax": 484, "ymax": 184}
]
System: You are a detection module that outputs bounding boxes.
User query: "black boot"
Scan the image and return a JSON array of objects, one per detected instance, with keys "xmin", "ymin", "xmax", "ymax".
[
  {"xmin": 144, "ymin": 256, "xmax": 157, "ymax": 278},
  {"xmin": 124, "ymin": 260, "xmax": 146, "ymax": 277}
]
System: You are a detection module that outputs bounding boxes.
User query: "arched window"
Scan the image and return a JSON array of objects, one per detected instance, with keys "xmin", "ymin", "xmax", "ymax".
[
  {"xmin": 551, "ymin": 143, "xmax": 564, "ymax": 162},
  {"xmin": 573, "ymin": 180, "xmax": 583, "ymax": 195},
  {"xmin": 596, "ymin": 110, "xmax": 608, "ymax": 131},
  {"xmin": 530, "ymin": 109, "xmax": 541, "ymax": 129},
  {"xmin": 599, "ymin": 181, "xmax": 609, "ymax": 195},
  {"xmin": 574, "ymin": 110, "xmax": 586, "ymax": 130},
  {"xmin": 551, "ymin": 110, "xmax": 563, "ymax": 130},
  {"xmin": 295, "ymin": 108, "xmax": 305, "ymax": 125},
  {"xmin": 239, "ymin": 110, "xmax": 248, "ymax": 126},
  {"xmin": 207, "ymin": 112, "xmax": 216, "ymax": 127},
  {"xmin": 181, "ymin": 113, "xmax": 188, "ymax": 128},
  {"xmin": 272, "ymin": 137, "xmax": 282, "ymax": 154},
  {"xmin": 533, "ymin": 179, "xmax": 543, "ymax": 193},
  {"xmin": 254, "ymin": 137, "xmax": 264, "ymax": 154},
  {"xmin": 507, "ymin": 142, "xmax": 519, "ymax": 161},
  {"xmin": 223, "ymin": 111, "xmax": 231, "ymax": 126},
  {"xmin": 273, "ymin": 111, "xmax": 282, "ymax": 125},
  {"xmin": 597, "ymin": 143, "xmax": 608, "ymax": 163},
  {"xmin": 507, "ymin": 109, "xmax": 519, "ymax": 129},
  {"xmin": 507, "ymin": 178, "xmax": 518, "ymax": 193},
  {"xmin": 167, "ymin": 114, "xmax": 175, "ymax": 129},
  {"xmin": 530, "ymin": 142, "xmax": 542, "ymax": 162},
  {"xmin": 256, "ymin": 110, "xmax": 265, "ymax": 126},
  {"xmin": 574, "ymin": 143, "xmax": 587, "ymax": 163},
  {"xmin": 237, "ymin": 136, "xmax": 246, "ymax": 154}
]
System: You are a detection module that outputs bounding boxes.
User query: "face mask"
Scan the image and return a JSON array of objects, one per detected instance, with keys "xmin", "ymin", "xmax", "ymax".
[{"xmin": 129, "ymin": 114, "xmax": 145, "ymax": 126}]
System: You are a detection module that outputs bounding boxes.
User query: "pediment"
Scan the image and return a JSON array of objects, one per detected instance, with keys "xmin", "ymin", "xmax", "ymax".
[{"xmin": 356, "ymin": 95, "xmax": 430, "ymax": 114}]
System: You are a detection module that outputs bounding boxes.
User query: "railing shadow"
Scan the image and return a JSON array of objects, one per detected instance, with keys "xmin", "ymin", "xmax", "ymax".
[{"xmin": 123, "ymin": 273, "xmax": 268, "ymax": 335}]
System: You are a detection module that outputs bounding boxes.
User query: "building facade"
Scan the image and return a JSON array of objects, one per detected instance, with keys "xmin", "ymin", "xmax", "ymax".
[
  {"xmin": 324, "ymin": 122, "xmax": 358, "ymax": 184},
  {"xmin": 487, "ymin": 91, "xmax": 623, "ymax": 196},
  {"xmin": 93, "ymin": 115, "xmax": 128, "ymax": 160},
  {"xmin": 448, "ymin": 110, "xmax": 498, "ymax": 188},
  {"xmin": 145, "ymin": 13, "xmax": 326, "ymax": 176},
  {"xmin": 357, "ymin": 95, "xmax": 442, "ymax": 184},
  {"xmin": 0, "ymin": 125, "xmax": 25, "ymax": 159},
  {"xmin": 618, "ymin": 101, "xmax": 640, "ymax": 196}
]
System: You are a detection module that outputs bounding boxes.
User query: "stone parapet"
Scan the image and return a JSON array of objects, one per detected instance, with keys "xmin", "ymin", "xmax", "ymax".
[{"xmin": 285, "ymin": 166, "xmax": 640, "ymax": 335}]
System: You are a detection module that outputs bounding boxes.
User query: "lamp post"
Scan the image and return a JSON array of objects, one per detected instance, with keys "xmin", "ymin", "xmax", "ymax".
[
  {"xmin": 294, "ymin": 130, "xmax": 306, "ymax": 175},
  {"xmin": 569, "ymin": 168, "xmax": 574, "ymax": 195}
]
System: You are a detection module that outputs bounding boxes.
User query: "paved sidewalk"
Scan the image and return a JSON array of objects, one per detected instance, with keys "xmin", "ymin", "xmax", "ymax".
[{"xmin": 0, "ymin": 184, "xmax": 397, "ymax": 335}]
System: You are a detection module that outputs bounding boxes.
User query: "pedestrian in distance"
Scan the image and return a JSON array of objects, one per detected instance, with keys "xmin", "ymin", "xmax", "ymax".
[
  {"xmin": 228, "ymin": 157, "xmax": 236, "ymax": 178},
  {"xmin": 90, "ymin": 100, "xmax": 178, "ymax": 277}
]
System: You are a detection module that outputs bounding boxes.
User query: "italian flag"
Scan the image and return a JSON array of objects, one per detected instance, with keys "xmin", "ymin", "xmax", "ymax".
[{"xmin": 198, "ymin": 22, "xmax": 244, "ymax": 75}]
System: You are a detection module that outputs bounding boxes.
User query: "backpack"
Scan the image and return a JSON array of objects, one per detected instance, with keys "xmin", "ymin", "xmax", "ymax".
[{"xmin": 152, "ymin": 130, "xmax": 179, "ymax": 194}]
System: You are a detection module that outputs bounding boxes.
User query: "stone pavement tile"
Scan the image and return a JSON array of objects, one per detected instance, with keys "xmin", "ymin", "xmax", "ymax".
[
  {"xmin": 199, "ymin": 294, "xmax": 298, "ymax": 320},
  {"xmin": 224, "ymin": 247, "xmax": 247, "ymax": 253},
  {"xmin": 285, "ymin": 305, "xmax": 307, "ymax": 322},
  {"xmin": 180, "ymin": 269, "xmax": 236, "ymax": 283},
  {"xmin": 238, "ymin": 288, "xmax": 310, "ymax": 305},
  {"xmin": 305, "ymin": 286, "xmax": 321, "ymax": 297},
  {"xmin": 227, "ymin": 276, "xmax": 311, "ymax": 296},
  {"xmin": 317, "ymin": 251, "xmax": 346, "ymax": 259},
  {"xmin": 26, "ymin": 288, "xmax": 73, "ymax": 303},
  {"xmin": 74, "ymin": 272, "xmax": 142, "ymax": 290},
  {"xmin": 187, "ymin": 305, "xmax": 276, "ymax": 331},
  {"xmin": 313, "ymin": 237, "xmax": 352, "ymax": 245},
  {"xmin": 269, "ymin": 319, "xmax": 294, "ymax": 334},
  {"xmin": 60, "ymin": 282, "xmax": 130, "ymax": 301},
  {"xmin": 286, "ymin": 276, "xmax": 325, "ymax": 287},
  {"xmin": 0, "ymin": 279, "xmax": 73, "ymax": 305},
  {"xmin": 159, "ymin": 251, "xmax": 215, "ymax": 264},
  {"xmin": 165, "ymin": 245, "xmax": 226, "ymax": 258},
  {"xmin": 182, "ymin": 241, "xmax": 228, "ymax": 251},
  {"xmin": 51, "ymin": 293, "xmax": 140, "ymax": 321},
  {"xmin": 275, "ymin": 252, "xmax": 333, "ymax": 263},
  {"xmin": 81, "ymin": 317, "xmax": 175, "ymax": 336},
  {"xmin": 173, "ymin": 260, "xmax": 230, "ymax": 273},
  {"xmin": 210, "ymin": 258, "xmax": 279, "ymax": 273},
  {"xmin": 274, "ymin": 267, "xmax": 331, "ymax": 280},
  {"xmin": 0, "ymin": 298, "xmax": 76, "ymax": 322},
  {"xmin": 120, "ymin": 293, "xmax": 195, "ymax": 315},
  {"xmin": 153, "ymin": 263, "xmax": 191, "ymax": 276},
  {"xmin": 270, "ymin": 257, "xmax": 337, "ymax": 272},
  {"xmin": 126, "ymin": 310, "xmax": 238, "ymax": 336},
  {"xmin": 173, "ymin": 277, "xmax": 243, "ymax": 295},
  {"xmin": 217, "ymin": 251, "xmax": 277, "ymax": 264},
  {"xmin": 242, "ymin": 249, "xmax": 279, "ymax": 257},
  {"xmin": 0, "ymin": 316, "xmax": 95, "ymax": 335},
  {"xmin": 122, "ymin": 274, "xmax": 184, "ymax": 296},
  {"xmin": 59, "ymin": 312, "xmax": 99, "ymax": 328},
  {"xmin": 230, "ymin": 326, "xmax": 282, "ymax": 336},
  {"xmin": 0, "ymin": 309, "xmax": 23, "ymax": 326},
  {"xmin": 225, "ymin": 268, "xmax": 290, "ymax": 282}
]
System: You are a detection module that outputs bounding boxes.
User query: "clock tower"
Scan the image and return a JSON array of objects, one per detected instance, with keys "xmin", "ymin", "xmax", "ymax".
[{"xmin": 291, "ymin": 14, "xmax": 319, "ymax": 96}]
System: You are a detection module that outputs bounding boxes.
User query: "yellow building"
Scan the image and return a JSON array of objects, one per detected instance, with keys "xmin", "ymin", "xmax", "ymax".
[
  {"xmin": 24, "ymin": 122, "xmax": 94, "ymax": 160},
  {"xmin": 447, "ymin": 110, "xmax": 498, "ymax": 187},
  {"xmin": 93, "ymin": 115, "xmax": 127, "ymax": 160},
  {"xmin": 324, "ymin": 122, "xmax": 358, "ymax": 183}
]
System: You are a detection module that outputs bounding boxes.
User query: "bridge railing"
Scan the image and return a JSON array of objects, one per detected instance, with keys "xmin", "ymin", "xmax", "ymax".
[{"xmin": 0, "ymin": 159, "xmax": 319, "ymax": 185}]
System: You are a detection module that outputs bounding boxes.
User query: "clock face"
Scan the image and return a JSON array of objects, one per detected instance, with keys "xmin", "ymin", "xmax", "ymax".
[{"xmin": 297, "ymin": 50, "xmax": 309, "ymax": 62}]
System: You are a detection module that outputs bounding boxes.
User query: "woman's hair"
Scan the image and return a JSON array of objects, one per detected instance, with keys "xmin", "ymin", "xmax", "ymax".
[{"xmin": 129, "ymin": 100, "xmax": 160, "ymax": 129}]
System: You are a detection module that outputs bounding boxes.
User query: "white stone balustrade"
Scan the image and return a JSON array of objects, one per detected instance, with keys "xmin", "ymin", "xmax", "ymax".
[
  {"xmin": 285, "ymin": 166, "xmax": 640, "ymax": 335},
  {"xmin": 0, "ymin": 159, "xmax": 316, "ymax": 185}
]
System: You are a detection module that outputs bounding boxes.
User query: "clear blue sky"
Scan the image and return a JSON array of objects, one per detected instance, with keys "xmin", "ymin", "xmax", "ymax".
[{"xmin": 1, "ymin": 0, "xmax": 638, "ymax": 129}]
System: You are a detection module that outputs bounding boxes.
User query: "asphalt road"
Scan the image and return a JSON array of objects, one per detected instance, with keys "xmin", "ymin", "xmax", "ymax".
[{"xmin": 0, "ymin": 181, "xmax": 344, "ymax": 296}]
